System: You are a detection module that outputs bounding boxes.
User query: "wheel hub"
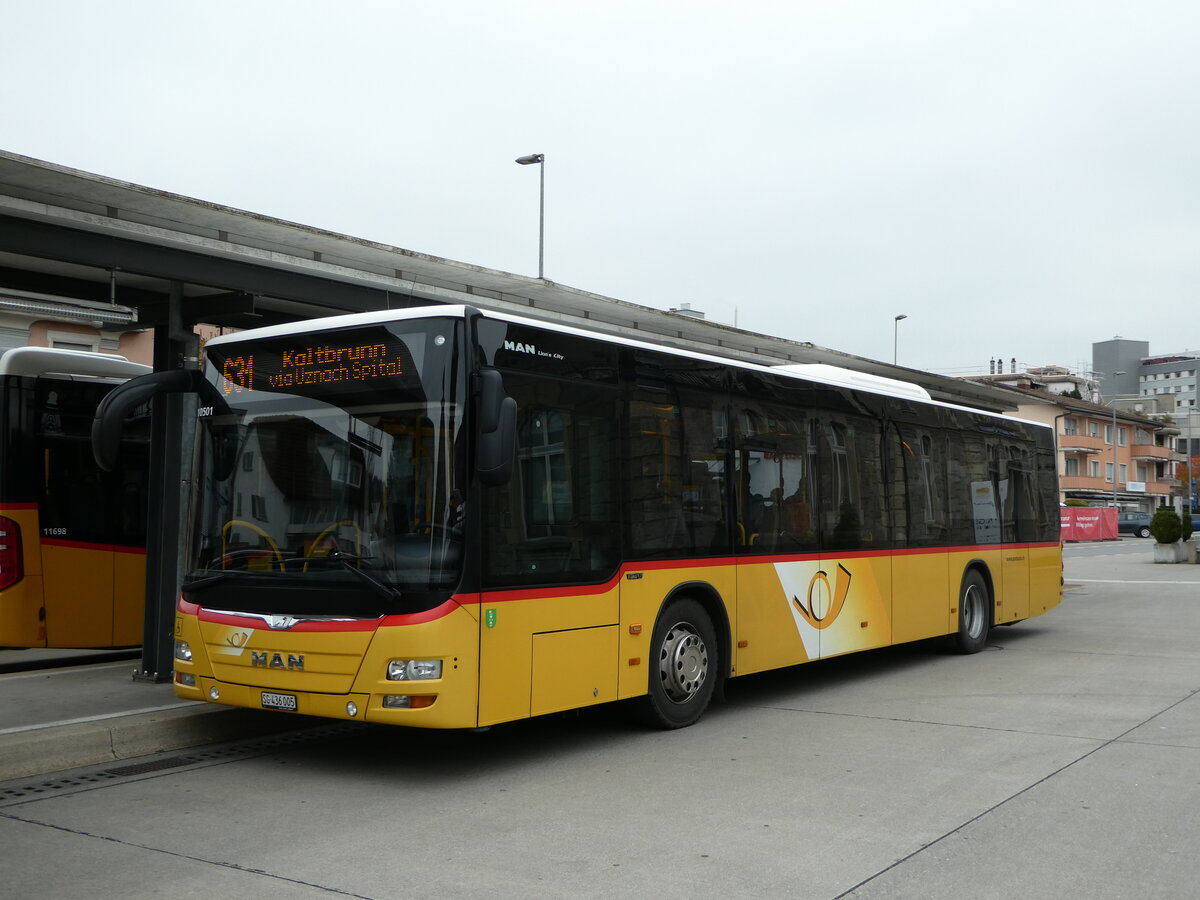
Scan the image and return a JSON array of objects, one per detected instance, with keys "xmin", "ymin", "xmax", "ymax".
[{"xmin": 658, "ymin": 622, "xmax": 709, "ymax": 704}]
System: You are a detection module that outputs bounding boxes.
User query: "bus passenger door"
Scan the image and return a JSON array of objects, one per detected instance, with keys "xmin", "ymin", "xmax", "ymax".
[
  {"xmin": 891, "ymin": 424, "xmax": 951, "ymax": 644},
  {"xmin": 477, "ymin": 375, "xmax": 622, "ymax": 725},
  {"xmin": 811, "ymin": 415, "xmax": 893, "ymax": 659},
  {"xmin": 997, "ymin": 448, "xmax": 1033, "ymax": 623},
  {"xmin": 37, "ymin": 376, "xmax": 149, "ymax": 648},
  {"xmin": 41, "ymin": 541, "xmax": 116, "ymax": 647}
]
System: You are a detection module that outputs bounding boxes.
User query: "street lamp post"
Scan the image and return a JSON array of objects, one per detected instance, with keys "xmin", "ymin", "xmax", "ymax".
[
  {"xmin": 893, "ymin": 314, "xmax": 907, "ymax": 365},
  {"xmin": 1109, "ymin": 370, "xmax": 1126, "ymax": 509},
  {"xmin": 515, "ymin": 153, "xmax": 545, "ymax": 279}
]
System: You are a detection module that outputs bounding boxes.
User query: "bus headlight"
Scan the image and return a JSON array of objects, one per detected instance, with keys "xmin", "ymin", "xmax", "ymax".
[
  {"xmin": 174, "ymin": 640, "xmax": 193, "ymax": 662},
  {"xmin": 387, "ymin": 659, "xmax": 442, "ymax": 681}
]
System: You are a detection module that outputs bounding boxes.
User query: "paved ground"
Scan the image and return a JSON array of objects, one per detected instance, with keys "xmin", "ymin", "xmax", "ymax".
[{"xmin": 0, "ymin": 538, "xmax": 1196, "ymax": 898}]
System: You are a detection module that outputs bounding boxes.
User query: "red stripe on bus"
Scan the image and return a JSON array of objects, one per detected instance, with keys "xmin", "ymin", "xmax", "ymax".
[
  {"xmin": 178, "ymin": 539, "xmax": 1065, "ymax": 620},
  {"xmin": 477, "ymin": 542, "xmax": 1061, "ymax": 603},
  {"xmin": 42, "ymin": 538, "xmax": 147, "ymax": 554},
  {"xmin": 189, "ymin": 598, "xmax": 469, "ymax": 631},
  {"xmin": 0, "ymin": 502, "xmax": 39, "ymax": 511},
  {"xmin": 380, "ymin": 598, "xmax": 467, "ymax": 626}
]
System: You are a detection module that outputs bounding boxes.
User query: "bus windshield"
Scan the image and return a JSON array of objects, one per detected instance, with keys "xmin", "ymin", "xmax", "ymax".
[{"xmin": 188, "ymin": 317, "xmax": 466, "ymax": 618}]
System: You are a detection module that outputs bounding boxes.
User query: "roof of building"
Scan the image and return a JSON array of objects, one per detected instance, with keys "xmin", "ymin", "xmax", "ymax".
[
  {"xmin": 979, "ymin": 382, "xmax": 1176, "ymax": 431},
  {"xmin": 0, "ymin": 149, "xmax": 1023, "ymax": 413}
]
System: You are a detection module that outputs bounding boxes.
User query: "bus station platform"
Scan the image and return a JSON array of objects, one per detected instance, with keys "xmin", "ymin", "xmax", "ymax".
[{"xmin": 0, "ymin": 649, "xmax": 314, "ymax": 781}]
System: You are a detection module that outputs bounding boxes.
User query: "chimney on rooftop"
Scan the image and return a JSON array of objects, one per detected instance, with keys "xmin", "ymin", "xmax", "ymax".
[{"xmin": 668, "ymin": 302, "xmax": 705, "ymax": 320}]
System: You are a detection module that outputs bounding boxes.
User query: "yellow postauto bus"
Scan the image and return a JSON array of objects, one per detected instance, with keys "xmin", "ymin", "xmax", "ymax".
[
  {"xmin": 0, "ymin": 347, "xmax": 150, "ymax": 647},
  {"xmin": 95, "ymin": 305, "xmax": 1061, "ymax": 728}
]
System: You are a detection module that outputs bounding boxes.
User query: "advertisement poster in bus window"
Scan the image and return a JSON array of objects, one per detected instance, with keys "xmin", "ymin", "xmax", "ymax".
[{"xmin": 971, "ymin": 481, "xmax": 1001, "ymax": 544}]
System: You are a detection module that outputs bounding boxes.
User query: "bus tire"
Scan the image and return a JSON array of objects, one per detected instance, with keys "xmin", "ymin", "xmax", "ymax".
[
  {"xmin": 954, "ymin": 569, "xmax": 991, "ymax": 654},
  {"xmin": 635, "ymin": 597, "xmax": 718, "ymax": 729}
]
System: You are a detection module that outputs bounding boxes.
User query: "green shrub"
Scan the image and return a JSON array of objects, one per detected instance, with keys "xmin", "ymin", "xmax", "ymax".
[
  {"xmin": 1149, "ymin": 507, "xmax": 1182, "ymax": 544},
  {"xmin": 1182, "ymin": 510, "xmax": 1193, "ymax": 542},
  {"xmin": 1064, "ymin": 499, "xmax": 1090, "ymax": 507}
]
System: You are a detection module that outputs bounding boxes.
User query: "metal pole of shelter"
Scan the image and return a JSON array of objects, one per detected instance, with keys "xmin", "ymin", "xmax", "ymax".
[{"xmin": 134, "ymin": 281, "xmax": 197, "ymax": 683}]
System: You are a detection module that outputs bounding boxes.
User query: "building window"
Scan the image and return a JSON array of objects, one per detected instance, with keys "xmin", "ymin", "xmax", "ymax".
[
  {"xmin": 1090, "ymin": 460, "xmax": 1101, "ymax": 478},
  {"xmin": 47, "ymin": 330, "xmax": 100, "ymax": 353},
  {"xmin": 1063, "ymin": 417, "xmax": 1078, "ymax": 436},
  {"xmin": 1118, "ymin": 427, "xmax": 1127, "ymax": 446},
  {"xmin": 1089, "ymin": 421, "xmax": 1100, "ymax": 438},
  {"xmin": 1106, "ymin": 462, "xmax": 1114, "ymax": 483},
  {"xmin": 1104, "ymin": 424, "xmax": 1114, "ymax": 445},
  {"xmin": 1065, "ymin": 457, "xmax": 1080, "ymax": 476}
]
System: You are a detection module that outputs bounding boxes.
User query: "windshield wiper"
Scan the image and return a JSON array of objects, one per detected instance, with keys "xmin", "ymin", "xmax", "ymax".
[
  {"xmin": 305, "ymin": 555, "xmax": 404, "ymax": 602},
  {"xmin": 185, "ymin": 553, "xmax": 403, "ymax": 603}
]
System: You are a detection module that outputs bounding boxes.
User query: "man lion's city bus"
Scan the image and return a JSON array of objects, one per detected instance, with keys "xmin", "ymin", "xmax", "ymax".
[
  {"xmin": 1, "ymin": 347, "xmax": 150, "ymax": 648},
  {"xmin": 95, "ymin": 305, "xmax": 1061, "ymax": 729}
]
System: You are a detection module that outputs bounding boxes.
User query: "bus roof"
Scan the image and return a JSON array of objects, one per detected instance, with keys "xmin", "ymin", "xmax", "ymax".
[
  {"xmin": 203, "ymin": 305, "xmax": 1051, "ymax": 425},
  {"xmin": 0, "ymin": 347, "xmax": 151, "ymax": 380}
]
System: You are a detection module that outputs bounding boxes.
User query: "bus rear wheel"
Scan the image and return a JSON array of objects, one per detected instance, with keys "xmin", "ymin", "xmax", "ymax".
[
  {"xmin": 635, "ymin": 597, "xmax": 718, "ymax": 729},
  {"xmin": 953, "ymin": 569, "xmax": 991, "ymax": 654}
]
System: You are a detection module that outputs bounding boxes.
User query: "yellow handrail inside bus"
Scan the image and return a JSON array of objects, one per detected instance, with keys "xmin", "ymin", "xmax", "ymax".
[
  {"xmin": 303, "ymin": 520, "xmax": 363, "ymax": 572},
  {"xmin": 220, "ymin": 519, "xmax": 284, "ymax": 572}
]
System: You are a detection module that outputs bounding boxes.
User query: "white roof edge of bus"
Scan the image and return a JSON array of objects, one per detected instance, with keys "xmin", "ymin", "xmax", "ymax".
[
  {"xmin": 203, "ymin": 305, "xmax": 1051, "ymax": 429},
  {"xmin": 0, "ymin": 346, "xmax": 151, "ymax": 379},
  {"xmin": 771, "ymin": 364, "xmax": 931, "ymax": 402},
  {"xmin": 203, "ymin": 305, "xmax": 472, "ymax": 347}
]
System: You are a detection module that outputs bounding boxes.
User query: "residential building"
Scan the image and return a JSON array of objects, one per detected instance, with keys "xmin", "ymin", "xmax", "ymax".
[
  {"xmin": 1092, "ymin": 338, "xmax": 1200, "ymax": 459},
  {"xmin": 967, "ymin": 364, "xmax": 1092, "ymax": 398},
  {"xmin": 0, "ymin": 287, "xmax": 150, "ymax": 363},
  {"xmin": 960, "ymin": 375, "xmax": 1183, "ymax": 512}
]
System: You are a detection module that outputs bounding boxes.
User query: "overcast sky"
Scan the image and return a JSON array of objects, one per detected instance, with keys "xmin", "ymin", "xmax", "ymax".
[{"xmin": 4, "ymin": 1, "xmax": 1198, "ymax": 375}]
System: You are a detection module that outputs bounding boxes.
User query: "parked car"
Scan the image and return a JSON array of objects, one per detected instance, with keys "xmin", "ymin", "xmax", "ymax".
[{"xmin": 1118, "ymin": 512, "xmax": 1153, "ymax": 538}]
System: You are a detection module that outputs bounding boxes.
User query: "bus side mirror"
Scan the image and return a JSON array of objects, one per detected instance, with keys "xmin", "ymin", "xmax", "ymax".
[
  {"xmin": 476, "ymin": 367, "xmax": 516, "ymax": 486},
  {"xmin": 91, "ymin": 370, "xmax": 199, "ymax": 472}
]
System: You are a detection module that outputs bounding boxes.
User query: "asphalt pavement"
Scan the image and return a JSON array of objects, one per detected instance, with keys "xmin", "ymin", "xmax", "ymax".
[{"xmin": 0, "ymin": 537, "xmax": 1198, "ymax": 898}]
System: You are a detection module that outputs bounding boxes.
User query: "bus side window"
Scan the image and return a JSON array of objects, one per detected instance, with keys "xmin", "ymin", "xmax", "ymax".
[
  {"xmin": 896, "ymin": 425, "xmax": 949, "ymax": 548},
  {"xmin": 816, "ymin": 413, "xmax": 888, "ymax": 552},
  {"xmin": 627, "ymin": 388, "xmax": 729, "ymax": 559},
  {"xmin": 734, "ymin": 402, "xmax": 816, "ymax": 554},
  {"xmin": 481, "ymin": 375, "xmax": 619, "ymax": 587}
]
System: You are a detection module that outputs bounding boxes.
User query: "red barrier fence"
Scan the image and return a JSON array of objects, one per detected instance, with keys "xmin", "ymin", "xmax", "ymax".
[{"xmin": 1060, "ymin": 507, "xmax": 1117, "ymax": 541}]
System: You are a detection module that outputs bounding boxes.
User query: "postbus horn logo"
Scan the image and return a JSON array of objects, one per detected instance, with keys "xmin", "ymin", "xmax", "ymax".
[{"xmin": 793, "ymin": 564, "xmax": 852, "ymax": 630}]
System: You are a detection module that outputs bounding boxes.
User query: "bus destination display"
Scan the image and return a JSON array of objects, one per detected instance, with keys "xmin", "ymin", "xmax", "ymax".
[{"xmin": 213, "ymin": 331, "xmax": 419, "ymax": 398}]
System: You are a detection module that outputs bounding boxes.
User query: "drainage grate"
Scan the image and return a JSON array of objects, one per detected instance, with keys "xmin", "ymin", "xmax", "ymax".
[
  {"xmin": 1, "ymin": 771, "xmax": 119, "ymax": 800},
  {"xmin": 1, "ymin": 721, "xmax": 363, "ymax": 805},
  {"xmin": 107, "ymin": 756, "xmax": 190, "ymax": 777}
]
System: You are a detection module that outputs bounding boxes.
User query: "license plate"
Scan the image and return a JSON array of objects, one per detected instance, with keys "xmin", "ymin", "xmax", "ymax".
[{"xmin": 261, "ymin": 691, "xmax": 298, "ymax": 712}]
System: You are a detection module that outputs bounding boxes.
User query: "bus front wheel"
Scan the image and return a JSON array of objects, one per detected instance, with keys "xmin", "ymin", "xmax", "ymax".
[
  {"xmin": 635, "ymin": 597, "xmax": 718, "ymax": 729},
  {"xmin": 953, "ymin": 569, "xmax": 991, "ymax": 654}
]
